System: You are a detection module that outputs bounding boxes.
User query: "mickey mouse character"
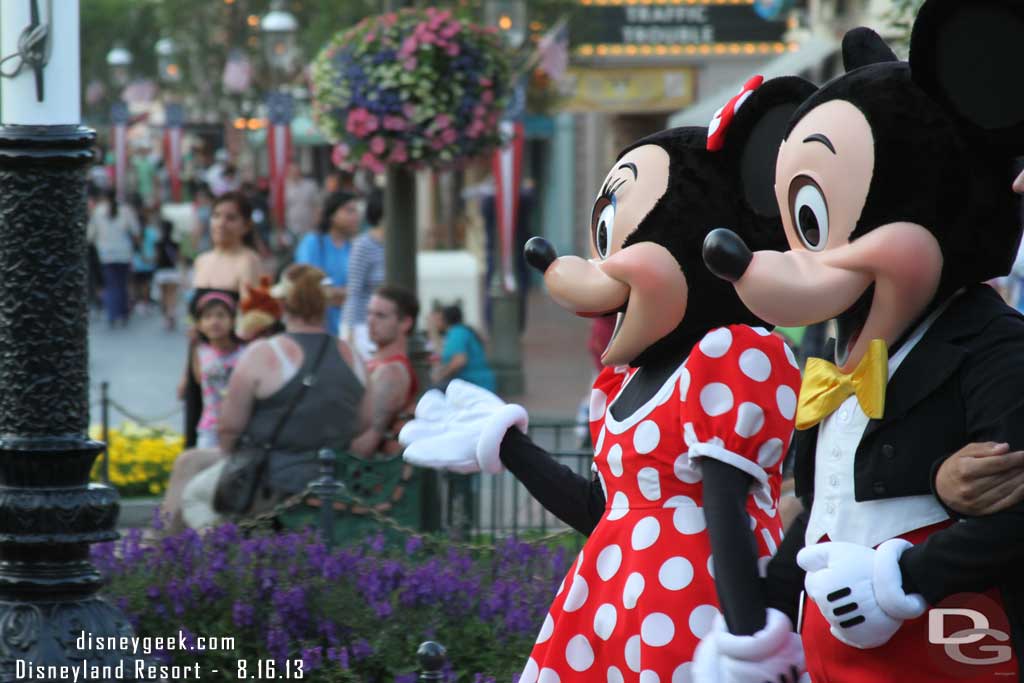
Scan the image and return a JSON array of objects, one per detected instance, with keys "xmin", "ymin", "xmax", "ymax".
[
  {"xmin": 701, "ymin": 1, "xmax": 1024, "ymax": 680},
  {"xmin": 400, "ymin": 76, "xmax": 815, "ymax": 682}
]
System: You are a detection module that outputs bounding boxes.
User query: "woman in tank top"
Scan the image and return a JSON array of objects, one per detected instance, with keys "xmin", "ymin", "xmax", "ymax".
[{"xmin": 173, "ymin": 264, "xmax": 368, "ymax": 531}]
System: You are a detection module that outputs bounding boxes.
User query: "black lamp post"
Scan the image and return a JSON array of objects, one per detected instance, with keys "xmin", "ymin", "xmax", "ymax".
[
  {"xmin": 0, "ymin": 1, "xmax": 135, "ymax": 676},
  {"xmin": 484, "ymin": 0, "xmax": 528, "ymax": 396}
]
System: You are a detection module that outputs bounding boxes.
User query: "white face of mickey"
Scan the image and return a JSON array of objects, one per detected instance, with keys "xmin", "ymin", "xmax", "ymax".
[{"xmin": 728, "ymin": 98, "xmax": 944, "ymax": 372}]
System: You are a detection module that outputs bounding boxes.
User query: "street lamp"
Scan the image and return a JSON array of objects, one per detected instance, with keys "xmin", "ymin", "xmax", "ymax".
[
  {"xmin": 485, "ymin": 0, "xmax": 528, "ymax": 51},
  {"xmin": 155, "ymin": 37, "xmax": 181, "ymax": 85},
  {"xmin": 0, "ymin": 0, "xmax": 137, "ymax": 674},
  {"xmin": 105, "ymin": 43, "xmax": 132, "ymax": 88},
  {"xmin": 260, "ymin": 1, "xmax": 298, "ymax": 76}
]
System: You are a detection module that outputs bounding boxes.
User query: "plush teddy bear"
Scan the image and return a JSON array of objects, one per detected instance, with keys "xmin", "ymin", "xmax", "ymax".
[
  {"xmin": 401, "ymin": 76, "xmax": 817, "ymax": 682},
  {"xmin": 701, "ymin": 1, "xmax": 1024, "ymax": 680}
]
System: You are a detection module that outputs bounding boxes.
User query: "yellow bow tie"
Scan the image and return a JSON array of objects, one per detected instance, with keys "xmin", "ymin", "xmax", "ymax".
[{"xmin": 795, "ymin": 339, "xmax": 888, "ymax": 431}]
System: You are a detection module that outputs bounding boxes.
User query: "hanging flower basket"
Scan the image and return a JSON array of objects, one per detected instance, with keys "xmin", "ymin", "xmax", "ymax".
[{"xmin": 311, "ymin": 8, "xmax": 512, "ymax": 173}]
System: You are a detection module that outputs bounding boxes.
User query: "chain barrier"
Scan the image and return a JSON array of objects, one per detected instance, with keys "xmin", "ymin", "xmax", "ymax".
[
  {"xmin": 105, "ymin": 397, "xmax": 182, "ymax": 427},
  {"xmin": 235, "ymin": 477, "xmax": 578, "ymax": 553}
]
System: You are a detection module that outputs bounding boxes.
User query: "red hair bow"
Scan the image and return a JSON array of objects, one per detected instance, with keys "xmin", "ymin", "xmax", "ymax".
[{"xmin": 707, "ymin": 75, "xmax": 764, "ymax": 152}]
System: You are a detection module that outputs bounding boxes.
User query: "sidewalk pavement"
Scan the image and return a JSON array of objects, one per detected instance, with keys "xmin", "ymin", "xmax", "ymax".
[{"xmin": 512, "ymin": 288, "xmax": 596, "ymax": 420}]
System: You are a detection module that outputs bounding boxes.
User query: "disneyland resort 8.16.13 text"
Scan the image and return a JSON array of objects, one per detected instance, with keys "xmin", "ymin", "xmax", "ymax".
[{"xmin": 14, "ymin": 630, "xmax": 306, "ymax": 679}]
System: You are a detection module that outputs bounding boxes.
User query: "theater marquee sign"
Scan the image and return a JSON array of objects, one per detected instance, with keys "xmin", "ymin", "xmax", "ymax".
[{"xmin": 572, "ymin": 0, "xmax": 791, "ymax": 57}]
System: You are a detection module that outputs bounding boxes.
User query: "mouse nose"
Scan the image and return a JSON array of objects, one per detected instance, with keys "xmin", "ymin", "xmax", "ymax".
[
  {"xmin": 703, "ymin": 228, "xmax": 753, "ymax": 282},
  {"xmin": 525, "ymin": 236, "xmax": 558, "ymax": 273}
]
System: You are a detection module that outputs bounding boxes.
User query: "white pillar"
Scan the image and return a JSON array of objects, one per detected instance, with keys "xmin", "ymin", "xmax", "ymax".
[{"xmin": 1, "ymin": 0, "xmax": 80, "ymax": 125}]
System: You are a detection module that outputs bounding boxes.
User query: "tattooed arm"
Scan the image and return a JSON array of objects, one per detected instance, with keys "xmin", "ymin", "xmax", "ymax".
[{"xmin": 350, "ymin": 361, "xmax": 411, "ymax": 457}]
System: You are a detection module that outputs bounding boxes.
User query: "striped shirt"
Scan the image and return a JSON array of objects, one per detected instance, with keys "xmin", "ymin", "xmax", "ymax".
[{"xmin": 341, "ymin": 231, "xmax": 386, "ymax": 333}]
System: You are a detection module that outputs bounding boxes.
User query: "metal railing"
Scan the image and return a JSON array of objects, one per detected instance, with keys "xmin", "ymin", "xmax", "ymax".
[{"xmin": 437, "ymin": 419, "xmax": 592, "ymax": 546}]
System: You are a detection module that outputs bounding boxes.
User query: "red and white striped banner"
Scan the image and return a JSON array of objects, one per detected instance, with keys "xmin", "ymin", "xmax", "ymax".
[
  {"xmin": 163, "ymin": 103, "xmax": 184, "ymax": 202},
  {"xmin": 111, "ymin": 101, "xmax": 129, "ymax": 202},
  {"xmin": 492, "ymin": 119, "xmax": 525, "ymax": 293},
  {"xmin": 267, "ymin": 92, "xmax": 294, "ymax": 229},
  {"xmin": 267, "ymin": 121, "xmax": 290, "ymax": 227},
  {"xmin": 113, "ymin": 125, "xmax": 127, "ymax": 201}
]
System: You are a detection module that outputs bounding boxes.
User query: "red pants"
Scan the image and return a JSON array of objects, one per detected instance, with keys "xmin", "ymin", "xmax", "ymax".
[{"xmin": 801, "ymin": 525, "xmax": 1018, "ymax": 683}]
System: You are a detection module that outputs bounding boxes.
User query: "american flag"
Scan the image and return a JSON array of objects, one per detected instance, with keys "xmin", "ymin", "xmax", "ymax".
[
  {"xmin": 267, "ymin": 92, "xmax": 294, "ymax": 229},
  {"xmin": 536, "ymin": 18, "xmax": 569, "ymax": 83}
]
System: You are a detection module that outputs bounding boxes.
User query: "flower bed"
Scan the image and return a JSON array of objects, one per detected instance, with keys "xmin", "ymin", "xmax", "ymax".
[
  {"xmin": 311, "ymin": 7, "xmax": 511, "ymax": 172},
  {"xmin": 89, "ymin": 422, "xmax": 183, "ymax": 496},
  {"xmin": 93, "ymin": 526, "xmax": 572, "ymax": 682}
]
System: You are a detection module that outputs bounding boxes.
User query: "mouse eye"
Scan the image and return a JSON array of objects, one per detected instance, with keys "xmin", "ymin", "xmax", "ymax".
[
  {"xmin": 789, "ymin": 176, "xmax": 829, "ymax": 251},
  {"xmin": 591, "ymin": 196, "xmax": 616, "ymax": 259}
]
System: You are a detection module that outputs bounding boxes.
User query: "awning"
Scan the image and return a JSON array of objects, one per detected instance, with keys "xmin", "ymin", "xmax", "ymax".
[{"xmin": 667, "ymin": 34, "xmax": 839, "ymax": 128}]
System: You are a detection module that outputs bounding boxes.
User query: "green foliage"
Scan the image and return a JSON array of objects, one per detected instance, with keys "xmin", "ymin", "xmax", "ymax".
[
  {"xmin": 94, "ymin": 526, "xmax": 575, "ymax": 682},
  {"xmin": 80, "ymin": 0, "xmax": 576, "ymax": 119},
  {"xmin": 883, "ymin": 0, "xmax": 926, "ymax": 48},
  {"xmin": 311, "ymin": 8, "xmax": 511, "ymax": 171}
]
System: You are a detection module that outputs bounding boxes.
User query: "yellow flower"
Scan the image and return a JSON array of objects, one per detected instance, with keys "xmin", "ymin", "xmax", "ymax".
[{"xmin": 89, "ymin": 424, "xmax": 185, "ymax": 497}]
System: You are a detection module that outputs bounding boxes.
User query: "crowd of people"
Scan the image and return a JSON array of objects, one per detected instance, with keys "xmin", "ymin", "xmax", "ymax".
[{"xmin": 83, "ymin": 147, "xmax": 500, "ymax": 532}]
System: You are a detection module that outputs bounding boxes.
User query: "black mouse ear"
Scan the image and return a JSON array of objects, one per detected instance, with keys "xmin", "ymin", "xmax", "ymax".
[
  {"xmin": 842, "ymin": 27, "xmax": 898, "ymax": 71},
  {"xmin": 910, "ymin": 0, "xmax": 1024, "ymax": 151},
  {"xmin": 714, "ymin": 76, "xmax": 817, "ymax": 218}
]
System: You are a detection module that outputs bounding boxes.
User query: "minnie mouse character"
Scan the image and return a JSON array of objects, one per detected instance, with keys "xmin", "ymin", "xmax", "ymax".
[
  {"xmin": 701, "ymin": 1, "xmax": 1024, "ymax": 680},
  {"xmin": 400, "ymin": 76, "xmax": 815, "ymax": 682}
]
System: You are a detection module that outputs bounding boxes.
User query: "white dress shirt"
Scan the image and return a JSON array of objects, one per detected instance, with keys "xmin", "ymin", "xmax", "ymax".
[{"xmin": 805, "ymin": 301, "xmax": 956, "ymax": 548}]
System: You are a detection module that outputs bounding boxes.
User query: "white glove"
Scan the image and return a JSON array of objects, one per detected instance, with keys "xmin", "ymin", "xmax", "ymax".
[
  {"xmin": 398, "ymin": 380, "xmax": 528, "ymax": 474},
  {"xmin": 797, "ymin": 540, "xmax": 926, "ymax": 650},
  {"xmin": 692, "ymin": 609, "xmax": 805, "ymax": 683}
]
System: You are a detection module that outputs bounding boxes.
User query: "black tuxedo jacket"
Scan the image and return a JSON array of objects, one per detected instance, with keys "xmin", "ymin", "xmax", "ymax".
[{"xmin": 765, "ymin": 284, "xmax": 1024, "ymax": 667}]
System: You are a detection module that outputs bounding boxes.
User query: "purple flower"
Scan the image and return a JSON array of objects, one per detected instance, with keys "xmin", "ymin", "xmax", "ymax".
[
  {"xmin": 266, "ymin": 627, "xmax": 289, "ymax": 662},
  {"xmin": 326, "ymin": 646, "xmax": 349, "ymax": 669},
  {"xmin": 232, "ymin": 601, "xmax": 254, "ymax": 628},
  {"xmin": 351, "ymin": 638, "xmax": 373, "ymax": 661},
  {"xmin": 301, "ymin": 646, "xmax": 323, "ymax": 670}
]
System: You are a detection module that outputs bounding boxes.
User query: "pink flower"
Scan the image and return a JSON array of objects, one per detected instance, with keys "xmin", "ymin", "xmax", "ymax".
[
  {"xmin": 430, "ymin": 137, "xmax": 447, "ymax": 151},
  {"xmin": 345, "ymin": 108, "xmax": 370, "ymax": 137},
  {"xmin": 478, "ymin": 77, "xmax": 492, "ymax": 88},
  {"xmin": 441, "ymin": 128, "xmax": 457, "ymax": 145},
  {"xmin": 331, "ymin": 143, "xmax": 350, "ymax": 167},
  {"xmin": 402, "ymin": 103, "xmax": 417, "ymax": 119},
  {"xmin": 366, "ymin": 32, "xmax": 376, "ymax": 42},
  {"xmin": 360, "ymin": 152, "xmax": 385, "ymax": 174},
  {"xmin": 389, "ymin": 141, "xmax": 408, "ymax": 163},
  {"xmin": 399, "ymin": 36, "xmax": 418, "ymax": 57},
  {"xmin": 433, "ymin": 114, "xmax": 452, "ymax": 129},
  {"xmin": 345, "ymin": 108, "xmax": 380, "ymax": 138},
  {"xmin": 381, "ymin": 13, "xmax": 397, "ymax": 27},
  {"xmin": 481, "ymin": 90, "xmax": 494, "ymax": 104},
  {"xmin": 403, "ymin": 58, "xmax": 417, "ymax": 71},
  {"xmin": 383, "ymin": 116, "xmax": 407, "ymax": 132},
  {"xmin": 421, "ymin": 31, "xmax": 437, "ymax": 44},
  {"xmin": 473, "ymin": 104, "xmax": 487, "ymax": 119},
  {"xmin": 445, "ymin": 43, "xmax": 460, "ymax": 57},
  {"xmin": 369, "ymin": 136, "xmax": 388, "ymax": 155}
]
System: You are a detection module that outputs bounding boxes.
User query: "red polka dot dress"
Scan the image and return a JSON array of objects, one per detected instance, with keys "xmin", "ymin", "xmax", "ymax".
[{"xmin": 520, "ymin": 325, "xmax": 802, "ymax": 683}]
